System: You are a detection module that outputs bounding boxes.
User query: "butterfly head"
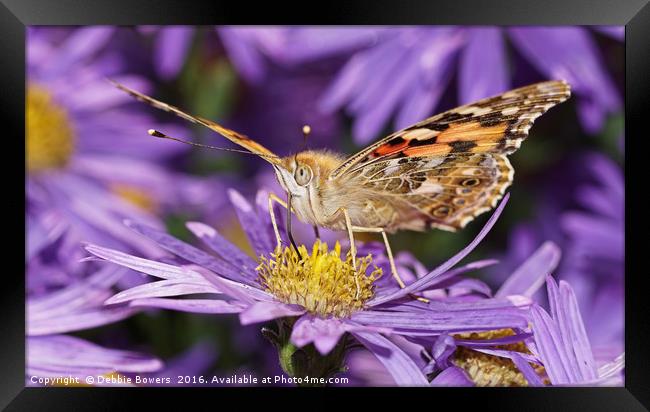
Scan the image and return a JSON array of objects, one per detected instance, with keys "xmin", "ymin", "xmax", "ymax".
[
  {"xmin": 273, "ymin": 154, "xmax": 316, "ymax": 199},
  {"xmin": 273, "ymin": 150, "xmax": 343, "ymax": 198}
]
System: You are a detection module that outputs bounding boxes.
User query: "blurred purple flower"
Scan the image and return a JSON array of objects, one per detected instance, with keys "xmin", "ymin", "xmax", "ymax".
[
  {"xmin": 249, "ymin": 26, "xmax": 621, "ymax": 143},
  {"xmin": 219, "ymin": 27, "xmax": 379, "ymax": 84},
  {"xmin": 27, "ymin": 263, "xmax": 162, "ymax": 385},
  {"xmin": 84, "ymin": 189, "xmax": 544, "ymax": 385},
  {"xmin": 559, "ymin": 152, "xmax": 624, "ymax": 354},
  {"xmin": 319, "ymin": 27, "xmax": 463, "ymax": 143},
  {"xmin": 507, "ymin": 27, "xmax": 621, "ymax": 134},
  {"xmin": 228, "ymin": 66, "xmax": 342, "ymax": 158},
  {"xmin": 26, "ymin": 27, "xmax": 224, "ymax": 260}
]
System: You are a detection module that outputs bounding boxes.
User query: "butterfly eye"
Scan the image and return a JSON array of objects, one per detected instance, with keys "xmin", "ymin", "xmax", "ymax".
[{"xmin": 294, "ymin": 164, "xmax": 313, "ymax": 186}]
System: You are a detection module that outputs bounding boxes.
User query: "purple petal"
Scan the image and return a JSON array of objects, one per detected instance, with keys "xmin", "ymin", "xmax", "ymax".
[
  {"xmin": 559, "ymin": 281, "xmax": 598, "ymax": 381},
  {"xmin": 430, "ymin": 366, "xmax": 474, "ymax": 386},
  {"xmin": 352, "ymin": 331, "xmax": 429, "ymax": 386},
  {"xmin": 352, "ymin": 53, "xmax": 421, "ymax": 143},
  {"xmin": 283, "ymin": 28, "xmax": 379, "ymax": 64},
  {"xmin": 292, "ymin": 316, "xmax": 344, "ymax": 354},
  {"xmin": 455, "ymin": 332, "xmax": 532, "ymax": 348},
  {"xmin": 290, "ymin": 316, "xmax": 347, "ymax": 355},
  {"xmin": 508, "ymin": 27, "xmax": 620, "ymax": 133},
  {"xmin": 227, "ymin": 189, "xmax": 274, "ymax": 257},
  {"xmin": 554, "ymin": 282, "xmax": 582, "ymax": 382},
  {"xmin": 65, "ymin": 75, "xmax": 151, "ymax": 112},
  {"xmin": 459, "ymin": 27, "xmax": 509, "ymax": 104},
  {"xmin": 186, "ymin": 221, "xmax": 258, "ymax": 272},
  {"xmin": 155, "ymin": 26, "xmax": 194, "ymax": 79},
  {"xmin": 291, "ymin": 317, "xmax": 390, "ymax": 355},
  {"xmin": 395, "ymin": 43, "xmax": 457, "ymax": 128},
  {"xmin": 596, "ymin": 353, "xmax": 624, "ymax": 381},
  {"xmin": 28, "ymin": 335, "xmax": 162, "ymax": 373},
  {"xmin": 129, "ymin": 298, "xmax": 245, "ymax": 314},
  {"xmin": 472, "ymin": 348, "xmax": 540, "ymax": 365},
  {"xmin": 431, "ymin": 334, "xmax": 456, "ymax": 371},
  {"xmin": 530, "ymin": 304, "xmax": 570, "ymax": 384},
  {"xmin": 188, "ymin": 266, "xmax": 273, "ymax": 304},
  {"xmin": 546, "ymin": 275, "xmax": 561, "ymax": 323},
  {"xmin": 124, "ymin": 219, "xmax": 253, "ymax": 284},
  {"xmin": 369, "ymin": 193, "xmax": 509, "ymax": 306},
  {"xmin": 351, "ymin": 309, "xmax": 527, "ymax": 333},
  {"xmin": 511, "ymin": 353, "xmax": 544, "ymax": 386},
  {"xmin": 105, "ymin": 279, "xmax": 219, "ymax": 305},
  {"xmin": 41, "ymin": 27, "xmax": 114, "ymax": 79},
  {"xmin": 239, "ymin": 301, "xmax": 305, "ymax": 325},
  {"xmin": 446, "ymin": 278, "xmax": 493, "ymax": 297},
  {"xmin": 421, "ymin": 259, "xmax": 499, "ymax": 291},
  {"xmin": 28, "ymin": 306, "xmax": 137, "ymax": 336},
  {"xmin": 85, "ymin": 243, "xmax": 202, "ymax": 280},
  {"xmin": 219, "ymin": 27, "xmax": 267, "ymax": 83},
  {"xmin": 28, "ymin": 265, "xmax": 124, "ymax": 314},
  {"xmin": 318, "ymin": 52, "xmax": 368, "ymax": 113},
  {"xmin": 496, "ymin": 241, "xmax": 561, "ymax": 298},
  {"xmin": 425, "ymin": 297, "xmax": 529, "ymax": 312}
]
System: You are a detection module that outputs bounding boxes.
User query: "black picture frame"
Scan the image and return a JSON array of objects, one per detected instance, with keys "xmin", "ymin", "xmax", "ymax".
[{"xmin": 3, "ymin": 0, "xmax": 648, "ymax": 409}]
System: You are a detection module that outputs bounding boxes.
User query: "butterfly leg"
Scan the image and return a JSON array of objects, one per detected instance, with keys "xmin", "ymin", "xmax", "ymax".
[
  {"xmin": 268, "ymin": 192, "xmax": 305, "ymax": 257},
  {"xmin": 268, "ymin": 192, "xmax": 292, "ymax": 250},
  {"xmin": 342, "ymin": 208, "xmax": 361, "ymax": 299},
  {"xmin": 350, "ymin": 225, "xmax": 429, "ymax": 303},
  {"xmin": 349, "ymin": 226, "xmax": 405, "ymax": 289}
]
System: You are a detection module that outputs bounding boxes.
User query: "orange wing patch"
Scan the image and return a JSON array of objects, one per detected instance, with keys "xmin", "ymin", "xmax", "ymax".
[{"xmin": 435, "ymin": 122, "xmax": 507, "ymax": 144}]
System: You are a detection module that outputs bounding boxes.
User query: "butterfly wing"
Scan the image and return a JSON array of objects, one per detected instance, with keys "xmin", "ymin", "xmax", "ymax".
[
  {"xmin": 332, "ymin": 80, "xmax": 571, "ymax": 231},
  {"xmin": 110, "ymin": 80, "xmax": 282, "ymax": 165},
  {"xmin": 341, "ymin": 152, "xmax": 513, "ymax": 231},
  {"xmin": 331, "ymin": 80, "xmax": 570, "ymax": 178}
]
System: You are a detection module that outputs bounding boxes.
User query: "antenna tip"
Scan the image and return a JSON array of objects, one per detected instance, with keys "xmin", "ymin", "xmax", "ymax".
[
  {"xmin": 148, "ymin": 129, "xmax": 164, "ymax": 138},
  {"xmin": 302, "ymin": 125, "xmax": 311, "ymax": 136}
]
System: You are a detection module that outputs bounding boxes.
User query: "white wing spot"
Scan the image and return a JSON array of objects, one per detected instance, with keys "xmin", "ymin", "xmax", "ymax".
[{"xmin": 502, "ymin": 107, "xmax": 519, "ymax": 116}]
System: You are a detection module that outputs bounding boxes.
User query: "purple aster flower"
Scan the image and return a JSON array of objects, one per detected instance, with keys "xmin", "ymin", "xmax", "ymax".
[
  {"xmin": 479, "ymin": 152, "xmax": 624, "ymax": 378},
  {"xmin": 219, "ymin": 27, "xmax": 379, "ymax": 84},
  {"xmin": 248, "ymin": 26, "xmax": 621, "ymax": 143},
  {"xmin": 346, "ymin": 240, "xmax": 562, "ymax": 386},
  {"xmin": 83, "ymin": 187, "xmax": 551, "ymax": 386},
  {"xmin": 27, "ymin": 263, "xmax": 162, "ymax": 386},
  {"xmin": 26, "ymin": 27, "xmax": 225, "ymax": 263},
  {"xmin": 525, "ymin": 276, "xmax": 624, "ymax": 386}
]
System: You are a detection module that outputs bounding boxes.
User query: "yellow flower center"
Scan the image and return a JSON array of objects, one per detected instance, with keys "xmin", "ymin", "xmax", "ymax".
[
  {"xmin": 110, "ymin": 184, "xmax": 159, "ymax": 213},
  {"xmin": 452, "ymin": 329, "xmax": 547, "ymax": 386},
  {"xmin": 26, "ymin": 85, "xmax": 76, "ymax": 172},
  {"xmin": 257, "ymin": 240, "xmax": 382, "ymax": 318}
]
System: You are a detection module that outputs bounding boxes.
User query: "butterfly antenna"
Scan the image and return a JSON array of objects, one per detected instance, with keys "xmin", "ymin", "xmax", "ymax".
[
  {"xmin": 293, "ymin": 124, "xmax": 312, "ymax": 164},
  {"xmin": 286, "ymin": 124, "xmax": 312, "ymax": 257},
  {"xmin": 148, "ymin": 129, "xmax": 281, "ymax": 161},
  {"xmin": 301, "ymin": 125, "xmax": 311, "ymax": 147}
]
